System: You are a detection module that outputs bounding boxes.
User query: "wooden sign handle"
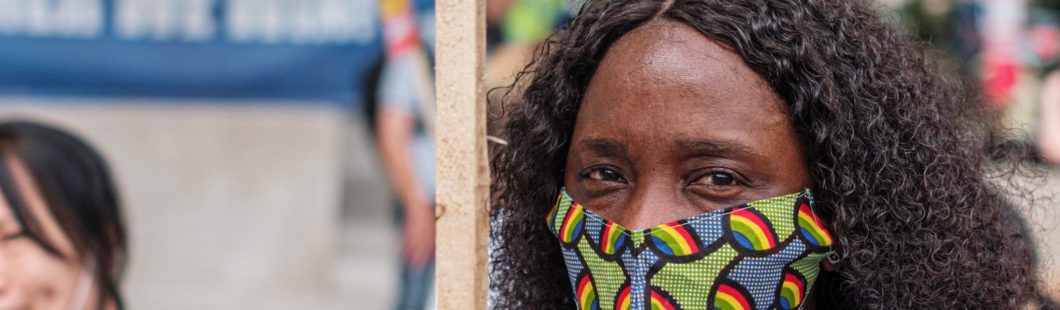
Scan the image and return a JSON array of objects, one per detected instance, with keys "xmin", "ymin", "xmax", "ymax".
[{"xmin": 435, "ymin": 0, "xmax": 488, "ymax": 308}]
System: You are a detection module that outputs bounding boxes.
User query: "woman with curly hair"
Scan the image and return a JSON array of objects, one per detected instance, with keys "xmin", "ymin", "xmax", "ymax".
[{"xmin": 489, "ymin": 0, "xmax": 1056, "ymax": 308}]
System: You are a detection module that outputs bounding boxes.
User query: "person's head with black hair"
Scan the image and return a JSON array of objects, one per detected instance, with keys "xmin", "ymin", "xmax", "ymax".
[
  {"xmin": 0, "ymin": 120, "xmax": 126, "ymax": 309},
  {"xmin": 490, "ymin": 0, "xmax": 1055, "ymax": 308}
]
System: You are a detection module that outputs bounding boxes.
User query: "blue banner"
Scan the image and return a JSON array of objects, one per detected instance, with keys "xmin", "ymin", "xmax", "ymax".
[{"xmin": 0, "ymin": 0, "xmax": 406, "ymax": 106}]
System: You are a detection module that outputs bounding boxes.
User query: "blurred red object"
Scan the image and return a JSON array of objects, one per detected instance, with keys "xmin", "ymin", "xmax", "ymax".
[
  {"xmin": 1031, "ymin": 25, "xmax": 1060, "ymax": 61},
  {"xmin": 984, "ymin": 56, "xmax": 1020, "ymax": 105}
]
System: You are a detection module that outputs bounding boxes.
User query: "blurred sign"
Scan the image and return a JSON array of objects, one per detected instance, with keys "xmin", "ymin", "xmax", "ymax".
[{"xmin": 0, "ymin": 0, "xmax": 400, "ymax": 105}]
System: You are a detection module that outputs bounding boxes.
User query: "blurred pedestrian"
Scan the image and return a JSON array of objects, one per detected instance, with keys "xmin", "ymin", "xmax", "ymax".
[
  {"xmin": 0, "ymin": 120, "xmax": 127, "ymax": 309},
  {"xmin": 372, "ymin": 0, "xmax": 436, "ymax": 308}
]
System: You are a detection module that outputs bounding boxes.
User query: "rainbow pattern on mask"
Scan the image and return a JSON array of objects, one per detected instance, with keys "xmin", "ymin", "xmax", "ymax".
[
  {"xmin": 648, "ymin": 221, "xmax": 699, "ymax": 256},
  {"xmin": 797, "ymin": 203, "xmax": 833, "ymax": 247},
  {"xmin": 728, "ymin": 208, "xmax": 777, "ymax": 251},
  {"xmin": 548, "ymin": 189, "xmax": 835, "ymax": 310},
  {"xmin": 778, "ymin": 271, "xmax": 806, "ymax": 309},
  {"xmin": 649, "ymin": 289, "xmax": 678, "ymax": 310},
  {"xmin": 713, "ymin": 283, "xmax": 752, "ymax": 310},
  {"xmin": 600, "ymin": 221, "xmax": 626, "ymax": 255},
  {"xmin": 614, "ymin": 285, "xmax": 632, "ymax": 310},
  {"xmin": 576, "ymin": 273, "xmax": 599, "ymax": 310},
  {"xmin": 558, "ymin": 202, "xmax": 585, "ymax": 244}
]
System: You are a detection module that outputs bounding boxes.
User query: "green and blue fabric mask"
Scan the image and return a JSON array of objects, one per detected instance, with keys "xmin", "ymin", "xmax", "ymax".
[{"xmin": 547, "ymin": 189, "xmax": 836, "ymax": 310}]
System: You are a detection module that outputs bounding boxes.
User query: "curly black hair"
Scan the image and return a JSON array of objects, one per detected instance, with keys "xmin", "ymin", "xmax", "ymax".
[{"xmin": 489, "ymin": 0, "xmax": 1055, "ymax": 308}]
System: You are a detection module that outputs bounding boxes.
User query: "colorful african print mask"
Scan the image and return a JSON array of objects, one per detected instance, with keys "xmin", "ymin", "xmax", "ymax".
[{"xmin": 547, "ymin": 189, "xmax": 836, "ymax": 310}]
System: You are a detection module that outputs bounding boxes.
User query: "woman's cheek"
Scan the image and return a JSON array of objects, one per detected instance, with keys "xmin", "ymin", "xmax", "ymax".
[{"xmin": 7, "ymin": 242, "xmax": 80, "ymax": 309}]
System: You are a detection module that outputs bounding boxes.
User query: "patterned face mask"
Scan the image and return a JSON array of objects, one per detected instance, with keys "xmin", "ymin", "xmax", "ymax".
[{"xmin": 547, "ymin": 189, "xmax": 836, "ymax": 310}]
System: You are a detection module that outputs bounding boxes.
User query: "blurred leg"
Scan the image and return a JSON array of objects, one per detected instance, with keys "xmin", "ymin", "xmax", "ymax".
[
  {"xmin": 395, "ymin": 259, "xmax": 435, "ymax": 310},
  {"xmin": 393, "ymin": 201, "xmax": 436, "ymax": 310}
]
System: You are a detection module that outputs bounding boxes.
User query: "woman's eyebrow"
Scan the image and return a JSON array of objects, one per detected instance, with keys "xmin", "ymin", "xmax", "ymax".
[
  {"xmin": 678, "ymin": 139, "xmax": 769, "ymax": 162},
  {"xmin": 574, "ymin": 138, "xmax": 628, "ymax": 157}
]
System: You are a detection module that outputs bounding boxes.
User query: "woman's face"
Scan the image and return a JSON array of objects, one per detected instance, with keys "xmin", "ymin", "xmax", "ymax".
[
  {"xmin": 564, "ymin": 19, "xmax": 811, "ymax": 229},
  {"xmin": 0, "ymin": 152, "xmax": 96, "ymax": 310}
]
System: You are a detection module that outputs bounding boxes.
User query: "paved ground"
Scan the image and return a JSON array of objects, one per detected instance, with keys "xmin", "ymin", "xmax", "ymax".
[{"xmin": 0, "ymin": 98, "xmax": 1057, "ymax": 307}]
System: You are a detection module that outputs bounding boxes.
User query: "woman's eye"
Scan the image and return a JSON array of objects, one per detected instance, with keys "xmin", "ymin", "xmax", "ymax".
[
  {"xmin": 586, "ymin": 168, "xmax": 624, "ymax": 182},
  {"xmin": 695, "ymin": 171, "xmax": 737, "ymax": 186},
  {"xmin": 2, "ymin": 230, "xmax": 26, "ymax": 241}
]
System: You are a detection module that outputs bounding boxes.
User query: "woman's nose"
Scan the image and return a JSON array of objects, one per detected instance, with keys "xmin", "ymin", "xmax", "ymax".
[{"xmin": 619, "ymin": 184, "xmax": 681, "ymax": 229}]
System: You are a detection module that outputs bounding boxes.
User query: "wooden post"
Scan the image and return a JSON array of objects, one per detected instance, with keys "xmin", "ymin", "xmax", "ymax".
[{"xmin": 435, "ymin": 0, "xmax": 488, "ymax": 309}]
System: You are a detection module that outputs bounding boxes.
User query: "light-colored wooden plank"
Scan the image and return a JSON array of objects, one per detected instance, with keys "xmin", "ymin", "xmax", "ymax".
[{"xmin": 434, "ymin": 0, "xmax": 488, "ymax": 308}]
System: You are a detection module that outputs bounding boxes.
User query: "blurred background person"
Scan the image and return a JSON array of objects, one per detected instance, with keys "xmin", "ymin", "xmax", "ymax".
[
  {"xmin": 892, "ymin": 0, "xmax": 1060, "ymax": 164},
  {"xmin": 0, "ymin": 120, "xmax": 126, "ymax": 309},
  {"xmin": 484, "ymin": 0, "xmax": 570, "ymax": 94},
  {"xmin": 369, "ymin": 0, "xmax": 436, "ymax": 309},
  {"xmin": 891, "ymin": 2, "xmax": 1060, "ymax": 293},
  {"xmin": 1034, "ymin": 0, "xmax": 1060, "ymax": 164},
  {"xmin": 483, "ymin": 0, "xmax": 572, "ymax": 143}
]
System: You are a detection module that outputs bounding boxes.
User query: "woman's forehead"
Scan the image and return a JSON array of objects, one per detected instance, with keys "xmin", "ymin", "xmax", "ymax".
[
  {"xmin": 576, "ymin": 19, "xmax": 790, "ymax": 143},
  {"xmin": 600, "ymin": 20, "xmax": 751, "ymax": 82}
]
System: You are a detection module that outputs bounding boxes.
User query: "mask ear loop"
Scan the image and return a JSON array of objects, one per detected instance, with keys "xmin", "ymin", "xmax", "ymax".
[
  {"xmin": 68, "ymin": 255, "xmax": 96, "ymax": 310},
  {"xmin": 825, "ymin": 216, "xmax": 841, "ymax": 265},
  {"xmin": 806, "ymin": 189, "xmax": 842, "ymax": 265},
  {"xmin": 827, "ymin": 247, "xmax": 842, "ymax": 265}
]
